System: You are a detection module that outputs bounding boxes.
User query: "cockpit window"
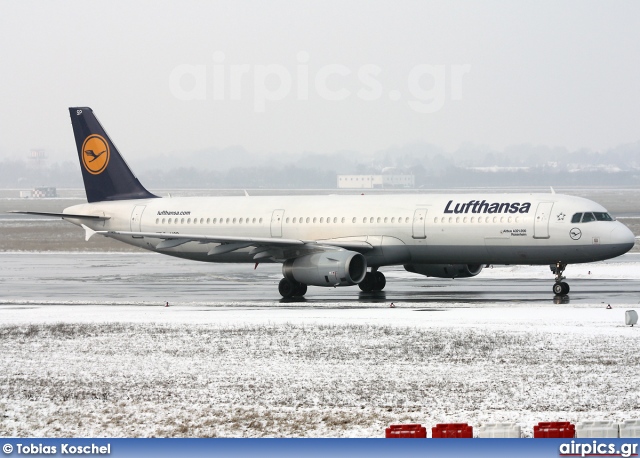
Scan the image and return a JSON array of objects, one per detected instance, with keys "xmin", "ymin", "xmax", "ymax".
[
  {"xmin": 572, "ymin": 212, "xmax": 615, "ymax": 223},
  {"xmin": 593, "ymin": 212, "xmax": 614, "ymax": 221}
]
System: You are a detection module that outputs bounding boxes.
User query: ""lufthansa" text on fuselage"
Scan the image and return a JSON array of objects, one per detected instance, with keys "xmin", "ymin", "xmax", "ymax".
[{"xmin": 444, "ymin": 200, "xmax": 532, "ymax": 214}]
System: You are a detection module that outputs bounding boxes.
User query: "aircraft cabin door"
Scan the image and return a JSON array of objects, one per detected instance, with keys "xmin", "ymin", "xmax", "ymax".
[
  {"xmin": 533, "ymin": 202, "xmax": 554, "ymax": 239},
  {"xmin": 130, "ymin": 205, "xmax": 146, "ymax": 233},
  {"xmin": 270, "ymin": 209, "xmax": 284, "ymax": 237},
  {"xmin": 412, "ymin": 208, "xmax": 428, "ymax": 239}
]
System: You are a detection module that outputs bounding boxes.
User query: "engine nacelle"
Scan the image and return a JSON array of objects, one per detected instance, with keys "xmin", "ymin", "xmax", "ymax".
[
  {"xmin": 283, "ymin": 250, "xmax": 367, "ymax": 287},
  {"xmin": 404, "ymin": 263, "xmax": 484, "ymax": 279}
]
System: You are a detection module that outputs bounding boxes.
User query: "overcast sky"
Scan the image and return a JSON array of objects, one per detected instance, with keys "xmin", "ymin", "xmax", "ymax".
[{"xmin": 1, "ymin": 0, "xmax": 639, "ymax": 162}]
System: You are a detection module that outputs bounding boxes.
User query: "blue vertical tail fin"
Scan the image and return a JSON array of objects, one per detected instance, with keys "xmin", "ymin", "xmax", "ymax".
[{"xmin": 69, "ymin": 107, "xmax": 158, "ymax": 203}]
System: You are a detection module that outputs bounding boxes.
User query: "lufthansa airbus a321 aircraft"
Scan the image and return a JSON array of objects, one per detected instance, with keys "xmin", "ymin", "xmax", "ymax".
[{"xmin": 13, "ymin": 108, "xmax": 636, "ymax": 298}]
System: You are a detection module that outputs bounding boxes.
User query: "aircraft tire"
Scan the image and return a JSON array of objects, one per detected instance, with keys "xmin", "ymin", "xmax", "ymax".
[
  {"xmin": 552, "ymin": 282, "xmax": 563, "ymax": 295},
  {"xmin": 553, "ymin": 282, "xmax": 570, "ymax": 295},
  {"xmin": 358, "ymin": 272, "xmax": 374, "ymax": 292},
  {"xmin": 294, "ymin": 283, "xmax": 307, "ymax": 297},
  {"xmin": 279, "ymin": 278, "xmax": 296, "ymax": 298},
  {"xmin": 373, "ymin": 271, "xmax": 386, "ymax": 291}
]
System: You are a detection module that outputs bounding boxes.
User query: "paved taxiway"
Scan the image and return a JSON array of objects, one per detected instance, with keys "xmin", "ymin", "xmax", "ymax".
[{"xmin": 2, "ymin": 252, "xmax": 638, "ymax": 306}]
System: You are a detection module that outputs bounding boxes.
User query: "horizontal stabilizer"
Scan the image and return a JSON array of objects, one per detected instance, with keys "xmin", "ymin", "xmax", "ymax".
[{"xmin": 8, "ymin": 211, "xmax": 110, "ymax": 220}]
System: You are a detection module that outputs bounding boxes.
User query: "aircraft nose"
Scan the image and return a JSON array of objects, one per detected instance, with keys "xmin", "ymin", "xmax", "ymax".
[{"xmin": 610, "ymin": 224, "xmax": 636, "ymax": 252}]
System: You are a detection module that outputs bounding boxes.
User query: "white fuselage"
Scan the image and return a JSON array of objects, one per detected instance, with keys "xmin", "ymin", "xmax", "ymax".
[{"xmin": 63, "ymin": 192, "xmax": 635, "ymax": 267}]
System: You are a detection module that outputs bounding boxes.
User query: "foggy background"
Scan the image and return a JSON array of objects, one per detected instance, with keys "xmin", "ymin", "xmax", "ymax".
[{"xmin": 1, "ymin": 1, "xmax": 639, "ymax": 190}]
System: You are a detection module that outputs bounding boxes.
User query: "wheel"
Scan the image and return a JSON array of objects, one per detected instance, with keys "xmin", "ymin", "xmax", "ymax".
[
  {"xmin": 358, "ymin": 272, "xmax": 374, "ymax": 292},
  {"xmin": 553, "ymin": 282, "xmax": 570, "ymax": 295},
  {"xmin": 373, "ymin": 271, "xmax": 386, "ymax": 291},
  {"xmin": 552, "ymin": 282, "xmax": 563, "ymax": 295},
  {"xmin": 279, "ymin": 278, "xmax": 296, "ymax": 298},
  {"xmin": 293, "ymin": 283, "xmax": 307, "ymax": 297}
]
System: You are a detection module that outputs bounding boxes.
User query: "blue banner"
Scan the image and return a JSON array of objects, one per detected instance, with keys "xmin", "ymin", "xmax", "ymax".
[{"xmin": 1, "ymin": 438, "xmax": 639, "ymax": 458}]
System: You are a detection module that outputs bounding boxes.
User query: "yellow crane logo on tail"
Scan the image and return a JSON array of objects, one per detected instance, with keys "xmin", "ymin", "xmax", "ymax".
[{"xmin": 81, "ymin": 134, "xmax": 110, "ymax": 175}]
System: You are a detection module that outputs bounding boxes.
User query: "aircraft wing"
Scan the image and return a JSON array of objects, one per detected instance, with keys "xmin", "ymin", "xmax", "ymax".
[
  {"xmin": 8, "ymin": 211, "xmax": 110, "ymax": 220},
  {"xmin": 84, "ymin": 227, "xmax": 373, "ymax": 260}
]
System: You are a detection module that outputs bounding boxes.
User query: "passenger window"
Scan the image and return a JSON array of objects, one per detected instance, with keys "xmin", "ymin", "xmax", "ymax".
[
  {"xmin": 352, "ymin": 217, "xmax": 356, "ymax": 223},
  {"xmin": 259, "ymin": 218, "xmax": 263, "ymax": 223},
  {"xmin": 187, "ymin": 218, "xmax": 191, "ymax": 224},
  {"xmin": 206, "ymin": 218, "xmax": 210, "ymax": 224},
  {"xmin": 239, "ymin": 218, "xmax": 242, "ymax": 224},
  {"xmin": 391, "ymin": 217, "xmax": 395, "ymax": 223},
  {"xmin": 384, "ymin": 217, "xmax": 388, "ymax": 223},
  {"xmin": 286, "ymin": 218, "xmax": 289, "ymax": 223},
  {"xmin": 470, "ymin": 217, "xmax": 475, "ymax": 223},
  {"xmin": 405, "ymin": 217, "xmax": 410, "ymax": 223},
  {"xmin": 370, "ymin": 217, "xmax": 374, "ymax": 223},
  {"xmin": 341, "ymin": 217, "xmax": 345, "ymax": 223},
  {"xmin": 306, "ymin": 217, "xmax": 310, "ymax": 223},
  {"xmin": 581, "ymin": 212, "xmax": 596, "ymax": 223},
  {"xmin": 155, "ymin": 218, "xmax": 159, "ymax": 224},
  {"xmin": 292, "ymin": 217, "xmax": 296, "ymax": 223},
  {"xmin": 320, "ymin": 217, "xmax": 324, "ymax": 223}
]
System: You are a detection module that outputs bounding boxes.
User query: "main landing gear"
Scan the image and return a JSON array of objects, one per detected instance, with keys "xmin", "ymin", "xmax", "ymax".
[
  {"xmin": 551, "ymin": 261, "xmax": 570, "ymax": 295},
  {"xmin": 278, "ymin": 278, "xmax": 307, "ymax": 298},
  {"xmin": 358, "ymin": 269, "xmax": 386, "ymax": 293}
]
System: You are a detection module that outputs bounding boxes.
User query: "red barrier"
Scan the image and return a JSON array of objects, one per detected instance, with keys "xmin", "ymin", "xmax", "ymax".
[
  {"xmin": 432, "ymin": 423, "xmax": 473, "ymax": 438},
  {"xmin": 533, "ymin": 422, "xmax": 575, "ymax": 438},
  {"xmin": 385, "ymin": 424, "xmax": 427, "ymax": 438}
]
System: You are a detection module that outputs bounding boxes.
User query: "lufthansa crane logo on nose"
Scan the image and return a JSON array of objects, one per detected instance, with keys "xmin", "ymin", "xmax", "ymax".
[
  {"xmin": 81, "ymin": 134, "xmax": 110, "ymax": 175},
  {"xmin": 570, "ymin": 227, "xmax": 582, "ymax": 240}
]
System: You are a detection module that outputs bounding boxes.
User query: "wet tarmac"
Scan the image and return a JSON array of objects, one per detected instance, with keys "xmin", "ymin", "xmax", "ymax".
[{"xmin": 1, "ymin": 252, "xmax": 638, "ymax": 306}]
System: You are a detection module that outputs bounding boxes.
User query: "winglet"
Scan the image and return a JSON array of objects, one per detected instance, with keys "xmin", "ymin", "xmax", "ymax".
[
  {"xmin": 550, "ymin": 186, "xmax": 556, "ymax": 194},
  {"xmin": 81, "ymin": 224, "xmax": 97, "ymax": 241}
]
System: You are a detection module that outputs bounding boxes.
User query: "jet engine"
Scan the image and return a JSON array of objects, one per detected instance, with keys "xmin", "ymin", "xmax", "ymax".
[
  {"xmin": 283, "ymin": 250, "xmax": 367, "ymax": 287},
  {"xmin": 404, "ymin": 263, "xmax": 483, "ymax": 279}
]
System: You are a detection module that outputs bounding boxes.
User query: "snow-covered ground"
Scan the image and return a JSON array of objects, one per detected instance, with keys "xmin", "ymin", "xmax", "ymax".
[{"xmin": 1, "ymin": 254, "xmax": 639, "ymax": 437}]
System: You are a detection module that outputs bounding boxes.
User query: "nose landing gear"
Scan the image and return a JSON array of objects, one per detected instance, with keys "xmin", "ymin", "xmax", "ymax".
[{"xmin": 551, "ymin": 262, "xmax": 570, "ymax": 295}]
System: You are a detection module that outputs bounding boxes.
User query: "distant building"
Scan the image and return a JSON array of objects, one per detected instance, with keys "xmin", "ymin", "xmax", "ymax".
[
  {"xmin": 29, "ymin": 187, "xmax": 57, "ymax": 198},
  {"xmin": 337, "ymin": 174, "xmax": 415, "ymax": 189}
]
